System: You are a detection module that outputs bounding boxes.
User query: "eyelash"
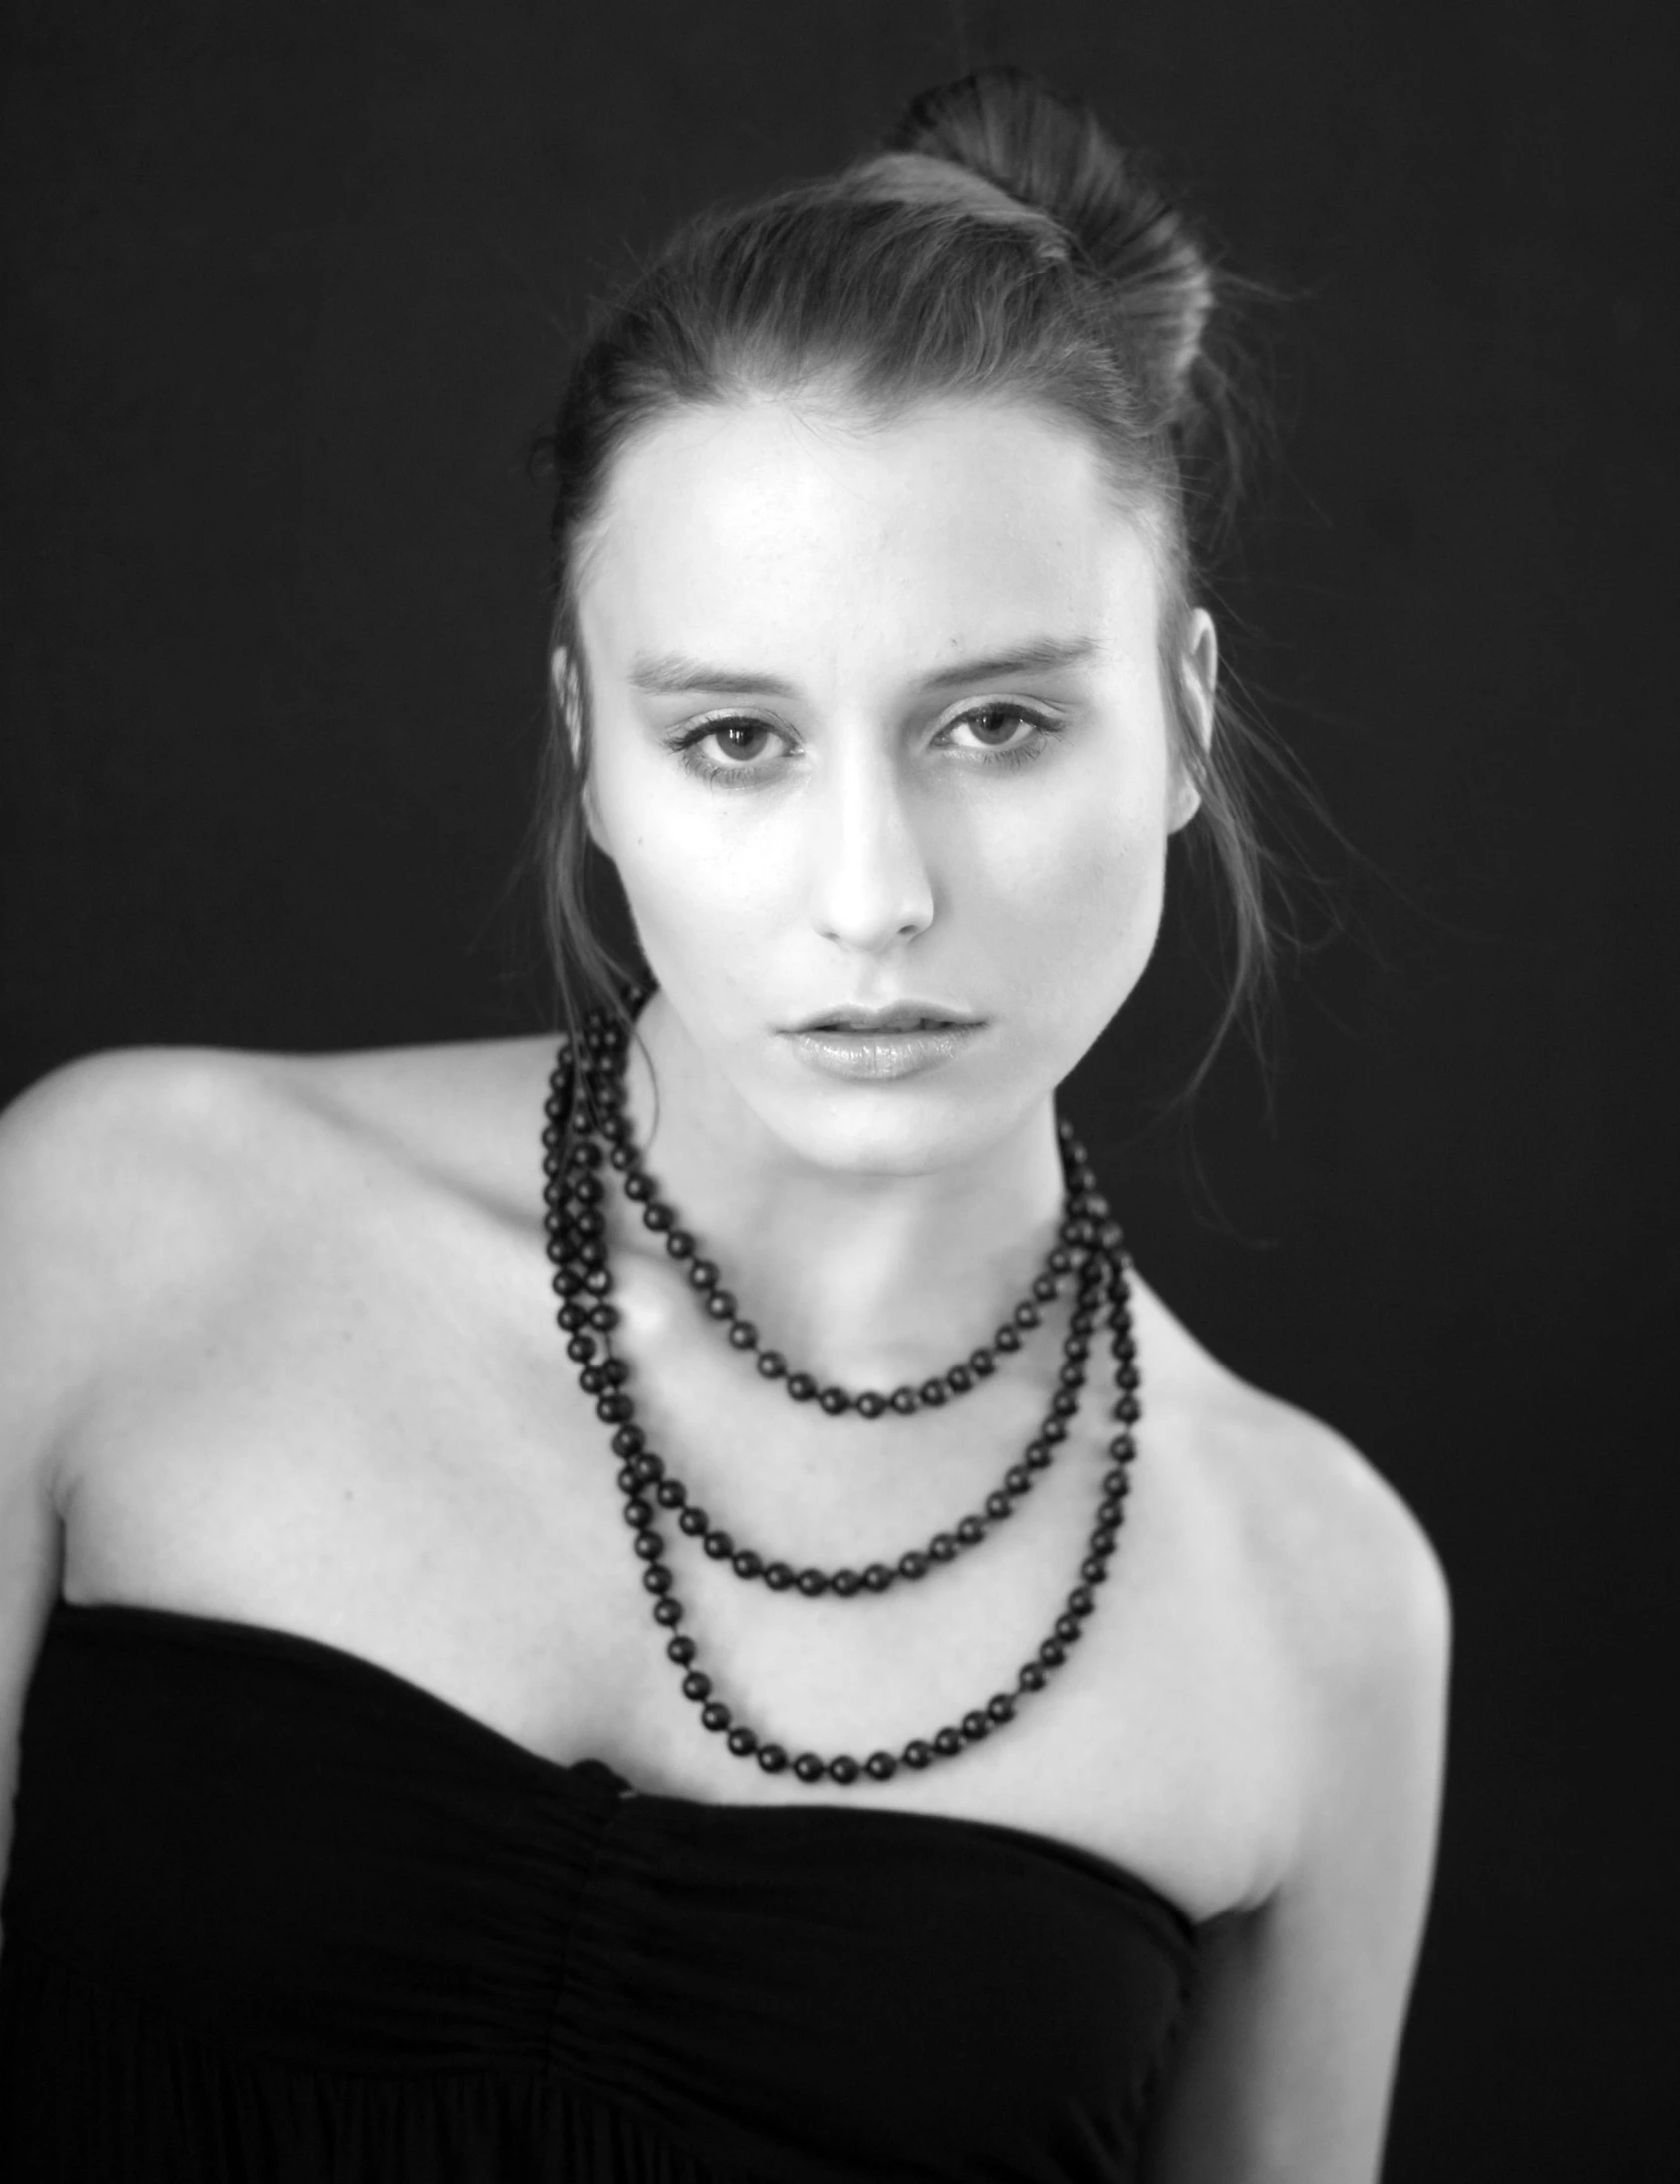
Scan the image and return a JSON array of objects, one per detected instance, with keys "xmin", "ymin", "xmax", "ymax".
[{"xmin": 667, "ymin": 705, "xmax": 1063, "ymax": 789}]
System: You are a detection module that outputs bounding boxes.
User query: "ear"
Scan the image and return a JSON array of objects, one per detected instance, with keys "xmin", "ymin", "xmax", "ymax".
[
  {"xmin": 1167, "ymin": 607, "xmax": 1218, "ymax": 833},
  {"xmin": 551, "ymin": 643, "xmax": 611, "ymax": 854}
]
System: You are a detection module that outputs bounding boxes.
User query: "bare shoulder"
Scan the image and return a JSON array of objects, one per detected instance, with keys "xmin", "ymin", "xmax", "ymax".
[
  {"xmin": 1138, "ymin": 1278, "xmax": 1450, "ymax": 1716},
  {"xmin": 0, "ymin": 1037, "xmax": 555, "ymax": 1465}
]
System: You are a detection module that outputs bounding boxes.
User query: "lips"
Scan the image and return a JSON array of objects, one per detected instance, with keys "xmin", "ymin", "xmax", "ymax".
[{"xmin": 790, "ymin": 1004, "xmax": 979, "ymax": 1034}]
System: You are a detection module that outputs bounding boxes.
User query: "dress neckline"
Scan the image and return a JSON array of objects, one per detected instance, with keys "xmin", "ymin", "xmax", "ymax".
[{"xmin": 50, "ymin": 1595, "xmax": 1198, "ymax": 1938}]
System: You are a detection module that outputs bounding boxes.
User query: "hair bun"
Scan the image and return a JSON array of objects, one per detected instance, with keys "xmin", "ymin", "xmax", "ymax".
[{"xmin": 884, "ymin": 66, "xmax": 1214, "ymax": 419}]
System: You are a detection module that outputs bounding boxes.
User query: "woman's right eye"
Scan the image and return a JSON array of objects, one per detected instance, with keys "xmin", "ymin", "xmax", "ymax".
[{"xmin": 669, "ymin": 716, "xmax": 790, "ymax": 780}]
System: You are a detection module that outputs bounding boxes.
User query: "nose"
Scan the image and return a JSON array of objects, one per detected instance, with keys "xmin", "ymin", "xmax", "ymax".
[{"xmin": 805, "ymin": 743, "xmax": 936, "ymax": 954}]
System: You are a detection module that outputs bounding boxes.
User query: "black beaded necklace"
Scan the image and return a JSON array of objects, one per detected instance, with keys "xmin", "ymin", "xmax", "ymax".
[{"xmin": 543, "ymin": 1008, "xmax": 1144, "ymax": 1785}]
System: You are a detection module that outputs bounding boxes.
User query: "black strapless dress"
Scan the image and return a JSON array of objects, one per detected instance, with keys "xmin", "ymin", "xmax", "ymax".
[{"xmin": 0, "ymin": 1601, "xmax": 1198, "ymax": 2181}]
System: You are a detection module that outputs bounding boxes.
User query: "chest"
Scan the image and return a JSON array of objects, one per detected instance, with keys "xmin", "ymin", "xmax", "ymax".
[{"xmin": 57, "ymin": 1217, "xmax": 1298, "ymax": 1923}]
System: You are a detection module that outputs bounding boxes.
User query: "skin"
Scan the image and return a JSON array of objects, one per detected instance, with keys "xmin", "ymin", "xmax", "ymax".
[{"xmin": 0, "ymin": 392, "xmax": 1448, "ymax": 2183}]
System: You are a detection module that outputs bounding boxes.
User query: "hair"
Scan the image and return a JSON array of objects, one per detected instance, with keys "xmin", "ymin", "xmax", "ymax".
[{"xmin": 531, "ymin": 65, "xmax": 1273, "ymax": 1093}]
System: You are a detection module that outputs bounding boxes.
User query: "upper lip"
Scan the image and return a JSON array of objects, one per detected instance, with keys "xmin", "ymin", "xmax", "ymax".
[{"xmin": 788, "ymin": 1002, "xmax": 983, "ymax": 1034}]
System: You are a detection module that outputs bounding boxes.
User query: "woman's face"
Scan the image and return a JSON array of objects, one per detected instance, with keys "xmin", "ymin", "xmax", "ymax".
[{"xmin": 568, "ymin": 393, "xmax": 1212, "ymax": 1177}]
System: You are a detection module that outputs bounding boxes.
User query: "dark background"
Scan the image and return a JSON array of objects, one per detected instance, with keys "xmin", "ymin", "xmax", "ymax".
[{"xmin": 3, "ymin": 1, "xmax": 1674, "ymax": 2174}]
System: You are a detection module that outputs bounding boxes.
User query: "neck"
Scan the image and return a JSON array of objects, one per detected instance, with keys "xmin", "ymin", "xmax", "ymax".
[{"xmin": 611, "ymin": 994, "xmax": 1068, "ymax": 1391}]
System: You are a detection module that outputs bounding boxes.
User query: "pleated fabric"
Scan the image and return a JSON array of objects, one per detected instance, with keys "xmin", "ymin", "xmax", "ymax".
[{"xmin": 0, "ymin": 1602, "xmax": 1197, "ymax": 2181}]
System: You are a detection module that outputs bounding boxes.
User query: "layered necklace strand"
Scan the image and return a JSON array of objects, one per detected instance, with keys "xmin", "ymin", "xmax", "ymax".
[{"xmin": 543, "ymin": 1007, "xmax": 1144, "ymax": 1784}]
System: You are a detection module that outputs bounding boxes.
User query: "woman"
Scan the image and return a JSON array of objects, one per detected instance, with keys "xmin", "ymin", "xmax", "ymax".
[{"xmin": 0, "ymin": 66, "xmax": 1448, "ymax": 2184}]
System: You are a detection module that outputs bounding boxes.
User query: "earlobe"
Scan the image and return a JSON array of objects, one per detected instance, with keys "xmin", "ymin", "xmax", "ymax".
[{"xmin": 1168, "ymin": 608, "xmax": 1219, "ymax": 833}]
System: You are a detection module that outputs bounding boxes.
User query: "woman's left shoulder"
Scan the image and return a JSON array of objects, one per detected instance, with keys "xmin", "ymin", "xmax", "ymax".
[{"xmin": 1140, "ymin": 1278, "xmax": 1451, "ymax": 1706}]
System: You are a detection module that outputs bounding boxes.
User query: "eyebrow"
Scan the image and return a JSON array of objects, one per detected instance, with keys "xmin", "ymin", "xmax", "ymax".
[{"xmin": 626, "ymin": 636, "xmax": 1099, "ymax": 699}]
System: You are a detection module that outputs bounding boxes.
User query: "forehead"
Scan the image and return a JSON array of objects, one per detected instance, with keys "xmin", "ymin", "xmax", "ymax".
[{"xmin": 576, "ymin": 395, "xmax": 1166, "ymax": 673}]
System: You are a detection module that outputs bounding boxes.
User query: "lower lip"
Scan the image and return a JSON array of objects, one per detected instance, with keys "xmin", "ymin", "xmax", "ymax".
[{"xmin": 783, "ymin": 1024, "xmax": 984, "ymax": 1081}]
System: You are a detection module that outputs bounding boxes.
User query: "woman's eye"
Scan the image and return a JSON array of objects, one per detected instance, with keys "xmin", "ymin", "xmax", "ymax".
[
  {"xmin": 676, "ymin": 718, "xmax": 784, "ymax": 771},
  {"xmin": 944, "ymin": 705, "xmax": 1048, "ymax": 755}
]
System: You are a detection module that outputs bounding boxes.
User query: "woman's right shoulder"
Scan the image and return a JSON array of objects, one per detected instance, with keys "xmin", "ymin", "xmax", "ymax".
[{"xmin": 0, "ymin": 1050, "xmax": 347, "ymax": 1463}]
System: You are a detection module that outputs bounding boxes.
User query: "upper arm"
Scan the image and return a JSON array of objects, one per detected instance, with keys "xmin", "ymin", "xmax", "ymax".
[
  {"xmin": 1143, "ymin": 1429, "xmax": 1452, "ymax": 2184},
  {"xmin": 0, "ymin": 1050, "xmax": 260, "ymax": 1915}
]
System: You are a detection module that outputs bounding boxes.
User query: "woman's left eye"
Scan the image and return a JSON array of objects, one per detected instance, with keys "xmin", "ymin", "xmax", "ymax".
[{"xmin": 942, "ymin": 705, "xmax": 1054, "ymax": 758}]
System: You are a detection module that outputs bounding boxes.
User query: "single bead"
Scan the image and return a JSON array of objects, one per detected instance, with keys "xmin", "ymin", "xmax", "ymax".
[
  {"xmin": 728, "ymin": 1322, "xmax": 757, "ymax": 1350},
  {"xmin": 681, "ymin": 1671, "xmax": 712, "ymax": 1701},
  {"xmin": 793, "ymin": 1754, "xmax": 826, "ymax": 1784},
  {"xmin": 1089, "ymin": 1524, "xmax": 1118, "ymax": 1557},
  {"xmin": 702, "ymin": 1530, "xmax": 736, "ymax": 1561},
  {"xmin": 902, "ymin": 1739, "xmax": 934, "ymax": 1770},
  {"xmin": 700, "ymin": 1701, "xmax": 731, "ymax": 1732},
  {"xmin": 642, "ymin": 1204, "xmax": 673, "ymax": 1232},
  {"xmin": 632, "ymin": 1535, "xmax": 663, "ymax": 1566},
  {"xmin": 1005, "ymin": 1466, "xmax": 1033, "ymax": 1495},
  {"xmin": 854, "ymin": 1391, "xmax": 886, "ymax": 1419},
  {"xmin": 818, "ymin": 1387, "xmax": 850, "ymax": 1416},
  {"xmin": 609, "ymin": 1427, "xmax": 645, "ymax": 1462},
  {"xmin": 945, "ymin": 1365, "xmax": 973, "ymax": 1395},
  {"xmin": 1113, "ymin": 1393, "xmax": 1141, "ymax": 1424},
  {"xmin": 995, "ymin": 1326, "xmax": 1022, "ymax": 1354},
  {"xmin": 956, "ymin": 1516, "xmax": 986, "ymax": 1547},
  {"xmin": 1025, "ymin": 1441, "xmax": 1054, "ymax": 1471},
  {"xmin": 929, "ymin": 1533, "xmax": 958, "ymax": 1563},
  {"xmin": 796, "ymin": 1568, "xmax": 829, "ymax": 1597},
  {"xmin": 865, "ymin": 1751, "xmax": 898, "ymax": 1782},
  {"xmin": 828, "ymin": 1569, "xmax": 859, "ymax": 1598},
  {"xmin": 622, "ymin": 1496, "xmax": 653, "ymax": 1527},
  {"xmin": 757, "ymin": 1351, "xmax": 788, "ymax": 1379},
  {"xmin": 1018, "ymin": 1662, "xmax": 1049, "ymax": 1693},
  {"xmin": 1102, "ymin": 1465, "xmax": 1132, "ymax": 1497},
  {"xmin": 890, "ymin": 1386, "xmax": 919, "ymax": 1415},
  {"xmin": 1042, "ymin": 1419, "xmax": 1068, "ymax": 1445},
  {"xmin": 665, "ymin": 1229, "xmax": 696, "ymax": 1260},
  {"xmin": 984, "ymin": 1492, "xmax": 1013, "ymax": 1521},
  {"xmin": 616, "ymin": 1464, "xmax": 642, "ymax": 1495},
  {"xmin": 1047, "ymin": 1247, "xmax": 1072, "ymax": 1275},
  {"xmin": 918, "ymin": 1378, "xmax": 948, "ymax": 1407},
  {"xmin": 596, "ymin": 1394, "xmax": 631, "ymax": 1423},
  {"xmin": 933, "ymin": 1727, "xmax": 963, "ymax": 1759},
  {"xmin": 827, "ymin": 1755, "xmax": 860, "ymax": 1786},
  {"xmin": 1051, "ymin": 1390, "xmax": 1080, "ymax": 1419},
  {"xmin": 588, "ymin": 1303, "xmax": 618, "ymax": 1331},
  {"xmin": 1039, "ymin": 1638, "xmax": 1067, "ymax": 1668},
  {"xmin": 1053, "ymin": 1614, "xmax": 1083, "ymax": 1645},
  {"xmin": 764, "ymin": 1562, "xmax": 794, "ymax": 1591},
  {"xmin": 667, "ymin": 1634, "xmax": 697, "ymax": 1664},
  {"xmin": 1032, "ymin": 1274, "xmax": 1059, "ymax": 1303},
  {"xmin": 897, "ymin": 1550, "xmax": 930, "ymax": 1581},
  {"xmin": 678, "ymin": 1507, "xmax": 708, "ymax": 1537},
  {"xmin": 1097, "ymin": 1496, "xmax": 1125, "ymax": 1529},
  {"xmin": 642, "ymin": 1566, "xmax": 672, "ymax": 1594},
  {"xmin": 1069, "ymin": 1586, "xmax": 1096, "ymax": 1618},
  {"xmin": 632, "ymin": 1452, "xmax": 664, "ymax": 1483},
  {"xmin": 688, "ymin": 1259, "xmax": 720, "ymax": 1291},
  {"xmin": 969, "ymin": 1351, "xmax": 996, "ymax": 1377},
  {"xmin": 705, "ymin": 1291, "xmax": 736, "ymax": 1320},
  {"xmin": 727, "ymin": 1726, "xmax": 759, "ymax": 1758},
  {"xmin": 559, "ymin": 1302, "xmax": 589, "ymax": 1332},
  {"xmin": 862, "ymin": 1564, "xmax": 893, "ymax": 1594},
  {"xmin": 960, "ymin": 1710, "xmax": 990, "ymax": 1742},
  {"xmin": 1014, "ymin": 1302, "xmax": 1041, "ymax": 1330},
  {"xmin": 1116, "ymin": 1361, "xmax": 1141, "ymax": 1391},
  {"xmin": 568, "ymin": 1335, "xmax": 597, "ymax": 1364},
  {"xmin": 757, "ymin": 1743, "xmax": 789, "ymax": 1774},
  {"xmin": 655, "ymin": 1479, "xmax": 686, "ymax": 1509},
  {"xmin": 652, "ymin": 1597, "xmax": 682, "ymax": 1626},
  {"xmin": 732, "ymin": 1549, "xmax": 763, "ymax": 1580},
  {"xmin": 623, "ymin": 1173, "xmax": 653, "ymax": 1202},
  {"xmin": 580, "ymin": 1365, "xmax": 607, "ymax": 1395},
  {"xmin": 1058, "ymin": 1361, "xmax": 1085, "ymax": 1390},
  {"xmin": 1079, "ymin": 1556, "xmax": 1110, "ymax": 1585},
  {"xmin": 788, "ymin": 1373, "xmax": 818, "ymax": 1402}
]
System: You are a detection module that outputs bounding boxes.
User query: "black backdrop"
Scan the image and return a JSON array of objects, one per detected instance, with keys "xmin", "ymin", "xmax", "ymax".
[{"xmin": 3, "ymin": 2, "xmax": 1674, "ymax": 2175}]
